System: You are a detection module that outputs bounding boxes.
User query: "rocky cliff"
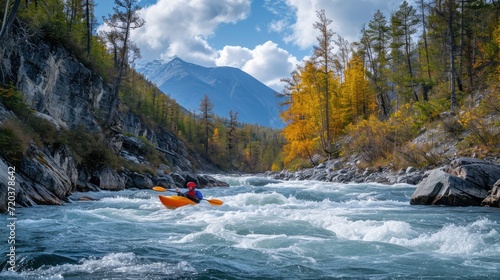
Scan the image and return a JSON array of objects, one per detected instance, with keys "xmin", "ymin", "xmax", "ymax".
[{"xmin": 0, "ymin": 35, "xmax": 226, "ymax": 213}]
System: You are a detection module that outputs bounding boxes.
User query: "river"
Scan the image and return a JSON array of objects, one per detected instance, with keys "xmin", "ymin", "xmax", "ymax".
[{"xmin": 1, "ymin": 175, "xmax": 499, "ymax": 279}]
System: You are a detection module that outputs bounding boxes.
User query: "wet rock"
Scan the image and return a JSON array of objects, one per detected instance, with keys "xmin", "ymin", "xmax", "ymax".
[
  {"xmin": 126, "ymin": 172, "xmax": 153, "ymax": 189},
  {"xmin": 196, "ymin": 174, "xmax": 230, "ymax": 188},
  {"xmin": 410, "ymin": 169, "xmax": 486, "ymax": 206},
  {"xmin": 75, "ymin": 179, "xmax": 100, "ymax": 192},
  {"xmin": 482, "ymin": 180, "xmax": 500, "ymax": 207},
  {"xmin": 19, "ymin": 146, "xmax": 73, "ymax": 199},
  {"xmin": 92, "ymin": 167, "xmax": 126, "ymax": 191},
  {"xmin": 410, "ymin": 158, "xmax": 500, "ymax": 207},
  {"xmin": 152, "ymin": 175, "xmax": 176, "ymax": 188}
]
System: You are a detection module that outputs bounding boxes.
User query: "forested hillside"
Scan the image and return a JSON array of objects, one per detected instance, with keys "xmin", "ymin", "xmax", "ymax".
[
  {"xmin": 0, "ymin": 0, "xmax": 283, "ymax": 173},
  {"xmin": 280, "ymin": 1, "xmax": 500, "ymax": 170}
]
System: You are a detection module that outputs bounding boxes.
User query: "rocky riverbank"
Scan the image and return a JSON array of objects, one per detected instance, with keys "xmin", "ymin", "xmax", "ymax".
[
  {"xmin": 265, "ymin": 157, "xmax": 500, "ymax": 208},
  {"xmin": 265, "ymin": 159, "xmax": 425, "ymax": 185}
]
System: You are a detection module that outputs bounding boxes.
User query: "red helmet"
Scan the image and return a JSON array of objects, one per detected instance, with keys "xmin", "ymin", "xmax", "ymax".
[{"xmin": 186, "ymin": 182, "xmax": 196, "ymax": 188}]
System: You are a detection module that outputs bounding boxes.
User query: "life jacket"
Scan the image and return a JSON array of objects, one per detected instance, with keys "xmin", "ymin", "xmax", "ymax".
[{"xmin": 185, "ymin": 189, "xmax": 202, "ymax": 203}]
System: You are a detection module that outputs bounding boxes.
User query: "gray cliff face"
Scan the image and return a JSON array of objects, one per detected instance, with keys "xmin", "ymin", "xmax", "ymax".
[
  {"xmin": 13, "ymin": 38, "xmax": 113, "ymax": 131},
  {"xmin": 0, "ymin": 37, "xmax": 224, "ymax": 213}
]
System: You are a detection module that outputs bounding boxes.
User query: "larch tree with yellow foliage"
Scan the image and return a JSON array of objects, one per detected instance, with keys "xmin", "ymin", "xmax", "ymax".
[
  {"xmin": 281, "ymin": 62, "xmax": 322, "ymax": 166},
  {"xmin": 280, "ymin": 10, "xmax": 343, "ymax": 166},
  {"xmin": 312, "ymin": 9, "xmax": 341, "ymax": 157},
  {"xmin": 339, "ymin": 54, "xmax": 377, "ymax": 127}
]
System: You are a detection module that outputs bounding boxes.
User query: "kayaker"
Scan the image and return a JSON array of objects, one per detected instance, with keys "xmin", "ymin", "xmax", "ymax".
[{"xmin": 176, "ymin": 181, "xmax": 203, "ymax": 203}]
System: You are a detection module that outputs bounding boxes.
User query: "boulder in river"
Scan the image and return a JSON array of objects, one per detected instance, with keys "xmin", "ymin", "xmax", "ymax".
[{"xmin": 410, "ymin": 157, "xmax": 500, "ymax": 207}]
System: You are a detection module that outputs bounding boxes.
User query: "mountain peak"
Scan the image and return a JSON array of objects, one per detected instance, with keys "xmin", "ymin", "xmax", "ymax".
[
  {"xmin": 137, "ymin": 59, "xmax": 283, "ymax": 128},
  {"xmin": 169, "ymin": 56, "xmax": 185, "ymax": 64}
]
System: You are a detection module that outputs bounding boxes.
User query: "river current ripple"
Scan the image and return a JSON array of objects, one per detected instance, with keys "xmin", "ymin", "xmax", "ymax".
[{"xmin": 1, "ymin": 175, "xmax": 499, "ymax": 279}]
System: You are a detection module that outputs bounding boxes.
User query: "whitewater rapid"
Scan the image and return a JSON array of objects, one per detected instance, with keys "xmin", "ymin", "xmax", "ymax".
[{"xmin": 1, "ymin": 175, "xmax": 499, "ymax": 279}]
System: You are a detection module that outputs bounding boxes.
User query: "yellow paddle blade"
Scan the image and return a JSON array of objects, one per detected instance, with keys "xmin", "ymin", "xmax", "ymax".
[
  {"xmin": 206, "ymin": 198, "xmax": 223, "ymax": 206},
  {"xmin": 152, "ymin": 186, "xmax": 167, "ymax": 192}
]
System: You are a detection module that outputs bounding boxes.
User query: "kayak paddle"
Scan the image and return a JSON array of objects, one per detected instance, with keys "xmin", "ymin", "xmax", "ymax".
[{"xmin": 152, "ymin": 186, "xmax": 224, "ymax": 206}]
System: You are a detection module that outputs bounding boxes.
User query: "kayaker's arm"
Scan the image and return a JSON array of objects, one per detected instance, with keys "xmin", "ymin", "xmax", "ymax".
[
  {"xmin": 175, "ymin": 187, "xmax": 200, "ymax": 203},
  {"xmin": 175, "ymin": 187, "xmax": 184, "ymax": 197}
]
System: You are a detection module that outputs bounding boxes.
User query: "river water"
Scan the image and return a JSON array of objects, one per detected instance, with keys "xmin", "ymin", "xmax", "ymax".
[{"xmin": 1, "ymin": 175, "xmax": 499, "ymax": 279}]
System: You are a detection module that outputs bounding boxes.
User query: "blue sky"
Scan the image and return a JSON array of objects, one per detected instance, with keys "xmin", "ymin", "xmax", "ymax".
[{"xmin": 94, "ymin": 0, "xmax": 403, "ymax": 91}]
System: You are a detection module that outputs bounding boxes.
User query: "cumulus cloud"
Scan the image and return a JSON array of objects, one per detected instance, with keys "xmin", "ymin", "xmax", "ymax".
[
  {"xmin": 216, "ymin": 41, "xmax": 299, "ymax": 91},
  {"xmin": 216, "ymin": 46, "xmax": 253, "ymax": 68},
  {"xmin": 242, "ymin": 41, "xmax": 298, "ymax": 91},
  {"xmin": 276, "ymin": 0, "xmax": 402, "ymax": 49},
  {"xmin": 131, "ymin": 0, "xmax": 251, "ymax": 65}
]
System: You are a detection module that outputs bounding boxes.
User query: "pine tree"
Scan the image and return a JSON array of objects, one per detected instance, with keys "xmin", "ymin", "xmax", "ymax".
[
  {"xmin": 102, "ymin": 0, "xmax": 145, "ymax": 126},
  {"xmin": 199, "ymin": 95, "xmax": 214, "ymax": 157},
  {"xmin": 227, "ymin": 111, "xmax": 238, "ymax": 154},
  {"xmin": 363, "ymin": 10, "xmax": 391, "ymax": 118},
  {"xmin": 333, "ymin": 35, "xmax": 352, "ymax": 83},
  {"xmin": 0, "ymin": 0, "xmax": 21, "ymax": 41},
  {"xmin": 390, "ymin": 0, "xmax": 420, "ymax": 104},
  {"xmin": 418, "ymin": 0, "xmax": 432, "ymax": 101}
]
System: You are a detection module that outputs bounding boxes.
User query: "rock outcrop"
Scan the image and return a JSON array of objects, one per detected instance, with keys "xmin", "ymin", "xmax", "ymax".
[
  {"xmin": 410, "ymin": 158, "xmax": 500, "ymax": 207},
  {"xmin": 482, "ymin": 180, "xmax": 500, "ymax": 207}
]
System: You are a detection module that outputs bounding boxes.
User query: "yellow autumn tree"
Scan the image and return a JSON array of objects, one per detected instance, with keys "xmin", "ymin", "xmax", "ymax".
[
  {"xmin": 302, "ymin": 60, "xmax": 342, "ymax": 156},
  {"xmin": 281, "ymin": 62, "xmax": 322, "ymax": 166},
  {"xmin": 339, "ymin": 54, "xmax": 377, "ymax": 127}
]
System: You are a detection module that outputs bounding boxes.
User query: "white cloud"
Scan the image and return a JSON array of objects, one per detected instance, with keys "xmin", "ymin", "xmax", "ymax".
[
  {"xmin": 131, "ymin": 0, "xmax": 251, "ymax": 65},
  {"xmin": 281, "ymin": 0, "xmax": 403, "ymax": 49},
  {"xmin": 269, "ymin": 19, "xmax": 288, "ymax": 33},
  {"xmin": 282, "ymin": 0, "xmax": 317, "ymax": 49},
  {"xmin": 216, "ymin": 46, "xmax": 253, "ymax": 68},
  {"xmin": 217, "ymin": 41, "xmax": 299, "ymax": 91}
]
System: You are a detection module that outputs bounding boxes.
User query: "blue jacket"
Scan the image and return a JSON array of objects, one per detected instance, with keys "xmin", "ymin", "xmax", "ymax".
[{"xmin": 179, "ymin": 189, "xmax": 203, "ymax": 203}]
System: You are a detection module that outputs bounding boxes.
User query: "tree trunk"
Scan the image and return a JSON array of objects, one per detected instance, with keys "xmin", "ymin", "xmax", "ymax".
[
  {"xmin": 0, "ymin": 0, "xmax": 21, "ymax": 42},
  {"xmin": 447, "ymin": 0, "xmax": 457, "ymax": 110},
  {"xmin": 86, "ymin": 0, "xmax": 91, "ymax": 57},
  {"xmin": 420, "ymin": 0, "xmax": 431, "ymax": 101}
]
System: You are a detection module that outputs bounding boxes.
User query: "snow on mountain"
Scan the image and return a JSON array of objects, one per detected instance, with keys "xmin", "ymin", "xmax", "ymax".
[{"xmin": 137, "ymin": 57, "xmax": 284, "ymax": 128}]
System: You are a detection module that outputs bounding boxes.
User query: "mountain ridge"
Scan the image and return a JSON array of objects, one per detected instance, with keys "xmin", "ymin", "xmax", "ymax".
[{"xmin": 137, "ymin": 57, "xmax": 284, "ymax": 128}]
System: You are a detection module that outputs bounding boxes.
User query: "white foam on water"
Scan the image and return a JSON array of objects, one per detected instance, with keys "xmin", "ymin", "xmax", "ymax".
[
  {"xmin": 161, "ymin": 186, "xmax": 499, "ymax": 260},
  {"xmin": 9, "ymin": 252, "xmax": 195, "ymax": 279},
  {"xmin": 210, "ymin": 174, "xmax": 281, "ymax": 186},
  {"xmin": 6, "ymin": 179, "xmax": 500, "ymax": 279},
  {"xmin": 392, "ymin": 217, "xmax": 500, "ymax": 256}
]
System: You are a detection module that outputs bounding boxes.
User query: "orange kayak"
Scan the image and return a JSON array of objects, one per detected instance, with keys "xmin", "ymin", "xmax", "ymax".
[{"xmin": 158, "ymin": 195, "xmax": 197, "ymax": 209}]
